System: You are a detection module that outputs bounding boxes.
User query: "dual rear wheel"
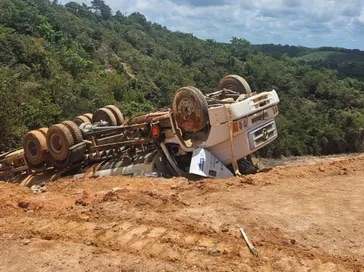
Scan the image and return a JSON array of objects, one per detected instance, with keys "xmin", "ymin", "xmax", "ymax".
[
  {"xmin": 23, "ymin": 128, "xmax": 48, "ymax": 167},
  {"xmin": 46, "ymin": 121, "xmax": 81, "ymax": 161},
  {"xmin": 23, "ymin": 120, "xmax": 84, "ymax": 170},
  {"xmin": 92, "ymin": 105, "xmax": 124, "ymax": 126},
  {"xmin": 73, "ymin": 113, "xmax": 93, "ymax": 126},
  {"xmin": 24, "ymin": 105, "xmax": 124, "ymax": 169}
]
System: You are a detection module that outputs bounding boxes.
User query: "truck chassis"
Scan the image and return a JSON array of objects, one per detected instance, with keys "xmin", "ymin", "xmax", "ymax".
[{"xmin": 0, "ymin": 75, "xmax": 280, "ymax": 183}]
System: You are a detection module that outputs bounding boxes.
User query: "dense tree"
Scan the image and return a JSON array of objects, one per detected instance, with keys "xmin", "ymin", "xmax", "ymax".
[
  {"xmin": 91, "ymin": 0, "xmax": 111, "ymax": 20},
  {"xmin": 230, "ymin": 37, "xmax": 251, "ymax": 61},
  {"xmin": 0, "ymin": 0, "xmax": 363, "ymax": 156}
]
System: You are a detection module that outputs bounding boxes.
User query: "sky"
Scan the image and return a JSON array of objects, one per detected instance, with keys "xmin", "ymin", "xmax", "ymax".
[{"xmin": 59, "ymin": 0, "xmax": 364, "ymax": 50}]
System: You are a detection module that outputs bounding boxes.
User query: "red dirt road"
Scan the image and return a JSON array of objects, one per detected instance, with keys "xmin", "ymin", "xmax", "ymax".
[{"xmin": 0, "ymin": 155, "xmax": 363, "ymax": 271}]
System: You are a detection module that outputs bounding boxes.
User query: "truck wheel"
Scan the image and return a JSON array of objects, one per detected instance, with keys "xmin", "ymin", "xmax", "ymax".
[
  {"xmin": 104, "ymin": 105, "xmax": 124, "ymax": 125},
  {"xmin": 83, "ymin": 113, "xmax": 93, "ymax": 122},
  {"xmin": 62, "ymin": 120, "xmax": 83, "ymax": 144},
  {"xmin": 172, "ymin": 86, "xmax": 209, "ymax": 132},
  {"xmin": 73, "ymin": 115, "xmax": 90, "ymax": 126},
  {"xmin": 46, "ymin": 123, "xmax": 74, "ymax": 161},
  {"xmin": 92, "ymin": 107, "xmax": 117, "ymax": 126},
  {"xmin": 217, "ymin": 75, "xmax": 252, "ymax": 95},
  {"xmin": 37, "ymin": 127, "xmax": 48, "ymax": 137},
  {"xmin": 23, "ymin": 130, "xmax": 48, "ymax": 166}
]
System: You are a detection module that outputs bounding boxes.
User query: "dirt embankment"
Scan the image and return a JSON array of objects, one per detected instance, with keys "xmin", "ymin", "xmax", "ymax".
[{"xmin": 0, "ymin": 154, "xmax": 363, "ymax": 271}]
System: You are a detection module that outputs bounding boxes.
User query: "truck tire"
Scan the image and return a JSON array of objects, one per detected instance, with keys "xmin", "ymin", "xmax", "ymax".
[
  {"xmin": 172, "ymin": 86, "xmax": 209, "ymax": 133},
  {"xmin": 104, "ymin": 105, "xmax": 124, "ymax": 125},
  {"xmin": 37, "ymin": 127, "xmax": 48, "ymax": 137},
  {"xmin": 46, "ymin": 123, "xmax": 74, "ymax": 161},
  {"xmin": 23, "ymin": 130, "xmax": 48, "ymax": 166},
  {"xmin": 83, "ymin": 113, "xmax": 93, "ymax": 122},
  {"xmin": 61, "ymin": 120, "xmax": 83, "ymax": 144},
  {"xmin": 92, "ymin": 107, "xmax": 117, "ymax": 126},
  {"xmin": 73, "ymin": 115, "xmax": 90, "ymax": 126},
  {"xmin": 217, "ymin": 75, "xmax": 252, "ymax": 95}
]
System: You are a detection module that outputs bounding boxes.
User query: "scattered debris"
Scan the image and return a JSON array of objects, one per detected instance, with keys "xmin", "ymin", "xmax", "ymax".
[
  {"xmin": 111, "ymin": 187, "xmax": 124, "ymax": 192},
  {"xmin": 102, "ymin": 191, "xmax": 119, "ymax": 202},
  {"xmin": 18, "ymin": 201, "xmax": 30, "ymax": 209},
  {"xmin": 75, "ymin": 199, "xmax": 86, "ymax": 206},
  {"xmin": 21, "ymin": 239, "xmax": 31, "ymax": 245},
  {"xmin": 102, "ymin": 187, "xmax": 125, "ymax": 202},
  {"xmin": 208, "ymin": 249, "xmax": 222, "ymax": 256},
  {"xmin": 30, "ymin": 184, "xmax": 47, "ymax": 194},
  {"xmin": 42, "ymin": 235, "xmax": 53, "ymax": 241},
  {"xmin": 240, "ymin": 227, "xmax": 259, "ymax": 257}
]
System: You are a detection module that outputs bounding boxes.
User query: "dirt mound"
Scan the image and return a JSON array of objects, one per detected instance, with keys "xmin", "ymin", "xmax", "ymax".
[{"xmin": 0, "ymin": 154, "xmax": 363, "ymax": 271}]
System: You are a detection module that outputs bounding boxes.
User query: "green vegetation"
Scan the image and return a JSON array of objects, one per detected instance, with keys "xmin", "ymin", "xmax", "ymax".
[
  {"xmin": 254, "ymin": 44, "xmax": 364, "ymax": 80},
  {"xmin": 1, "ymin": 0, "xmax": 364, "ymax": 157}
]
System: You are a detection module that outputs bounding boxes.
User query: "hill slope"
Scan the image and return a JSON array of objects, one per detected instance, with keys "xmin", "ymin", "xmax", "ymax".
[
  {"xmin": 253, "ymin": 44, "xmax": 364, "ymax": 80},
  {"xmin": 0, "ymin": 0, "xmax": 364, "ymax": 156}
]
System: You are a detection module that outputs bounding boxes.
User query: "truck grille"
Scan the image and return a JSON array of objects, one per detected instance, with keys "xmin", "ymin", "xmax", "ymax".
[
  {"xmin": 248, "ymin": 121, "xmax": 277, "ymax": 150},
  {"xmin": 252, "ymin": 94, "xmax": 269, "ymax": 110}
]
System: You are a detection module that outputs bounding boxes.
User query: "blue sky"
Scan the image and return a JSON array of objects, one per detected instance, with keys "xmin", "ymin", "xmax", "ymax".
[{"xmin": 59, "ymin": 0, "xmax": 364, "ymax": 50}]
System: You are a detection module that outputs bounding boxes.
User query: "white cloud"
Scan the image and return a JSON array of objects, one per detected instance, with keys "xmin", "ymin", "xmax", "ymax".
[
  {"xmin": 359, "ymin": 7, "xmax": 364, "ymax": 24},
  {"xmin": 59, "ymin": 0, "xmax": 364, "ymax": 49}
]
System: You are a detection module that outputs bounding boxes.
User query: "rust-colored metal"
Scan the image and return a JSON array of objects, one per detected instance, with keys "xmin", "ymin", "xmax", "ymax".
[
  {"xmin": 172, "ymin": 86, "xmax": 209, "ymax": 133},
  {"xmin": 96, "ymin": 134, "xmax": 126, "ymax": 146},
  {"xmin": 124, "ymin": 111, "xmax": 169, "ymax": 126}
]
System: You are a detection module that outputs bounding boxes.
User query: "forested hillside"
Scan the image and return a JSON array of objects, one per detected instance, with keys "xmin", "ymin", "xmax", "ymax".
[
  {"xmin": 1, "ymin": 0, "xmax": 364, "ymax": 157},
  {"xmin": 254, "ymin": 44, "xmax": 364, "ymax": 80}
]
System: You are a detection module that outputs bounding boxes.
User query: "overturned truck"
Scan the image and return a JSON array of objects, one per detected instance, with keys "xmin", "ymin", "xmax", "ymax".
[{"xmin": 0, "ymin": 75, "xmax": 279, "ymax": 184}]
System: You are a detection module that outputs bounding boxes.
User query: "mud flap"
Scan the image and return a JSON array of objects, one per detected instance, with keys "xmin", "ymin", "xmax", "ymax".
[{"xmin": 189, "ymin": 148, "xmax": 233, "ymax": 178}]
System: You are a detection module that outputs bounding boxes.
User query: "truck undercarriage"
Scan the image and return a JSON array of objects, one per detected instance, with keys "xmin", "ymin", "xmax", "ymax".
[{"xmin": 0, "ymin": 75, "xmax": 280, "ymax": 185}]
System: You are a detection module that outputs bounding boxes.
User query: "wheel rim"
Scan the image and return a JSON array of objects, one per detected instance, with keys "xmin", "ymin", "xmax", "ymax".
[
  {"xmin": 27, "ymin": 141, "xmax": 38, "ymax": 158},
  {"xmin": 24, "ymin": 130, "xmax": 47, "ymax": 165},
  {"xmin": 178, "ymin": 98, "xmax": 194, "ymax": 119},
  {"xmin": 173, "ymin": 86, "xmax": 209, "ymax": 132},
  {"xmin": 92, "ymin": 108, "xmax": 117, "ymax": 126},
  {"xmin": 50, "ymin": 134, "xmax": 63, "ymax": 154}
]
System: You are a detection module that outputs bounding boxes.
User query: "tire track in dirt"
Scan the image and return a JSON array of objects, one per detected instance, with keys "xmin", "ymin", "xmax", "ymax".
[
  {"xmin": 1, "ymin": 154, "xmax": 364, "ymax": 271},
  {"xmin": 0, "ymin": 216, "xmax": 251, "ymax": 270},
  {"xmin": 0, "ymin": 213, "xmax": 361, "ymax": 271}
]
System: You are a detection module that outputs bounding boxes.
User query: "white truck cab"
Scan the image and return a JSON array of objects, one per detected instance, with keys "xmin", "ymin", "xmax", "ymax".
[{"xmin": 157, "ymin": 75, "xmax": 280, "ymax": 177}]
